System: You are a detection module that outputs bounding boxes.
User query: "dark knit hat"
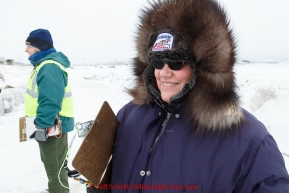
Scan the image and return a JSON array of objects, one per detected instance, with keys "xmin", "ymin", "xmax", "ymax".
[
  {"xmin": 146, "ymin": 28, "xmax": 195, "ymax": 69},
  {"xmin": 25, "ymin": 29, "xmax": 53, "ymax": 50}
]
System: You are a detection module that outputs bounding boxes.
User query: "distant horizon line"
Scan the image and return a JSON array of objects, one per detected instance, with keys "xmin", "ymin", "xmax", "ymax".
[{"xmin": 1, "ymin": 58, "xmax": 289, "ymax": 66}]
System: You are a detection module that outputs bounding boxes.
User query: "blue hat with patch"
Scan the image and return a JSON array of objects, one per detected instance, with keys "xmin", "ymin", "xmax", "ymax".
[
  {"xmin": 25, "ymin": 29, "xmax": 53, "ymax": 50},
  {"xmin": 146, "ymin": 28, "xmax": 194, "ymax": 66}
]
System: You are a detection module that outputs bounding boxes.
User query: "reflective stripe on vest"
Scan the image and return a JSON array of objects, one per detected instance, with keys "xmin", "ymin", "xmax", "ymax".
[{"xmin": 24, "ymin": 60, "xmax": 74, "ymax": 117}]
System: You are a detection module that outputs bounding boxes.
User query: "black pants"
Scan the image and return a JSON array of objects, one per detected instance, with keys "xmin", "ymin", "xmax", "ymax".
[{"xmin": 86, "ymin": 187, "xmax": 111, "ymax": 193}]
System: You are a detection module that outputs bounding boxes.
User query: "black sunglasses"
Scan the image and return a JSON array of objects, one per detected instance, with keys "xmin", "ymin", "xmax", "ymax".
[{"xmin": 150, "ymin": 59, "xmax": 187, "ymax": 71}]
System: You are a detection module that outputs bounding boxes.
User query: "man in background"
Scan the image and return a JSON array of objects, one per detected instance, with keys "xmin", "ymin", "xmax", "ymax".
[{"xmin": 24, "ymin": 29, "xmax": 74, "ymax": 193}]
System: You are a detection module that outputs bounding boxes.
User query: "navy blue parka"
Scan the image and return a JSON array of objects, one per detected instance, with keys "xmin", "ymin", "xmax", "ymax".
[
  {"xmin": 106, "ymin": 0, "xmax": 289, "ymax": 192},
  {"xmin": 112, "ymin": 101, "xmax": 289, "ymax": 192}
]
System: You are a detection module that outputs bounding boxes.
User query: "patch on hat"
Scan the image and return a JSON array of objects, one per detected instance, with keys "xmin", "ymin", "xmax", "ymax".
[{"xmin": 152, "ymin": 33, "xmax": 174, "ymax": 52}]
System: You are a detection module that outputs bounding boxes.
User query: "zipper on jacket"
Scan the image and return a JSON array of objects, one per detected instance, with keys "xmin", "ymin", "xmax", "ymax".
[{"xmin": 149, "ymin": 113, "xmax": 171, "ymax": 153}]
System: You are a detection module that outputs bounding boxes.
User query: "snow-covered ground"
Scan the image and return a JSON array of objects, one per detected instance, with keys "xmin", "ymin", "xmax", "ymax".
[{"xmin": 0, "ymin": 62, "xmax": 288, "ymax": 193}]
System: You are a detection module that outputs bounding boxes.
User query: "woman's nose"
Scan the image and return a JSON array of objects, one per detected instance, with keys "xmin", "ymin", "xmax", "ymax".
[{"xmin": 160, "ymin": 64, "xmax": 173, "ymax": 76}]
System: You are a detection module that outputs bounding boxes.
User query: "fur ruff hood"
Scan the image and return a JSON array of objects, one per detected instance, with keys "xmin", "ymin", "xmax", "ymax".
[{"xmin": 128, "ymin": 0, "xmax": 245, "ymax": 133}]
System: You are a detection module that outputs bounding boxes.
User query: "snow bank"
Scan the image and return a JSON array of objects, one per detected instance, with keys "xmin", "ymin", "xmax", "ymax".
[
  {"xmin": 0, "ymin": 64, "xmax": 28, "ymax": 116},
  {"xmin": 0, "ymin": 88, "xmax": 26, "ymax": 115}
]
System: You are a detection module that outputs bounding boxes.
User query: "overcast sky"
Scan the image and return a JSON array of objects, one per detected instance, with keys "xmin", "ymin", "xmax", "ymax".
[{"xmin": 0, "ymin": 0, "xmax": 288, "ymax": 64}]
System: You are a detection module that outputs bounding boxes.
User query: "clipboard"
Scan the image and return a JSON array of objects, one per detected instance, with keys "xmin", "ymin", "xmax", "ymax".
[{"xmin": 72, "ymin": 101, "xmax": 118, "ymax": 187}]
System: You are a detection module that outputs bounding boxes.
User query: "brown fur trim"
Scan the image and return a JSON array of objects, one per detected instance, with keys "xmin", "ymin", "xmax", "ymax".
[
  {"xmin": 128, "ymin": 0, "xmax": 245, "ymax": 132},
  {"xmin": 128, "ymin": 57, "xmax": 152, "ymax": 105}
]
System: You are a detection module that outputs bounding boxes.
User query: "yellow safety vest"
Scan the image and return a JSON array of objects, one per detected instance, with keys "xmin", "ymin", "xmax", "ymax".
[{"xmin": 24, "ymin": 60, "xmax": 74, "ymax": 117}]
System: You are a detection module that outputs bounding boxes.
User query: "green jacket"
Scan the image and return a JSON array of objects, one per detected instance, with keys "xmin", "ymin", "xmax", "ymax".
[{"xmin": 31, "ymin": 52, "xmax": 74, "ymax": 133}]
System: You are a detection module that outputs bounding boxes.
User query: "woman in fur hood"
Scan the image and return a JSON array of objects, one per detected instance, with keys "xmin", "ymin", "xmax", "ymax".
[{"xmin": 88, "ymin": 0, "xmax": 289, "ymax": 192}]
